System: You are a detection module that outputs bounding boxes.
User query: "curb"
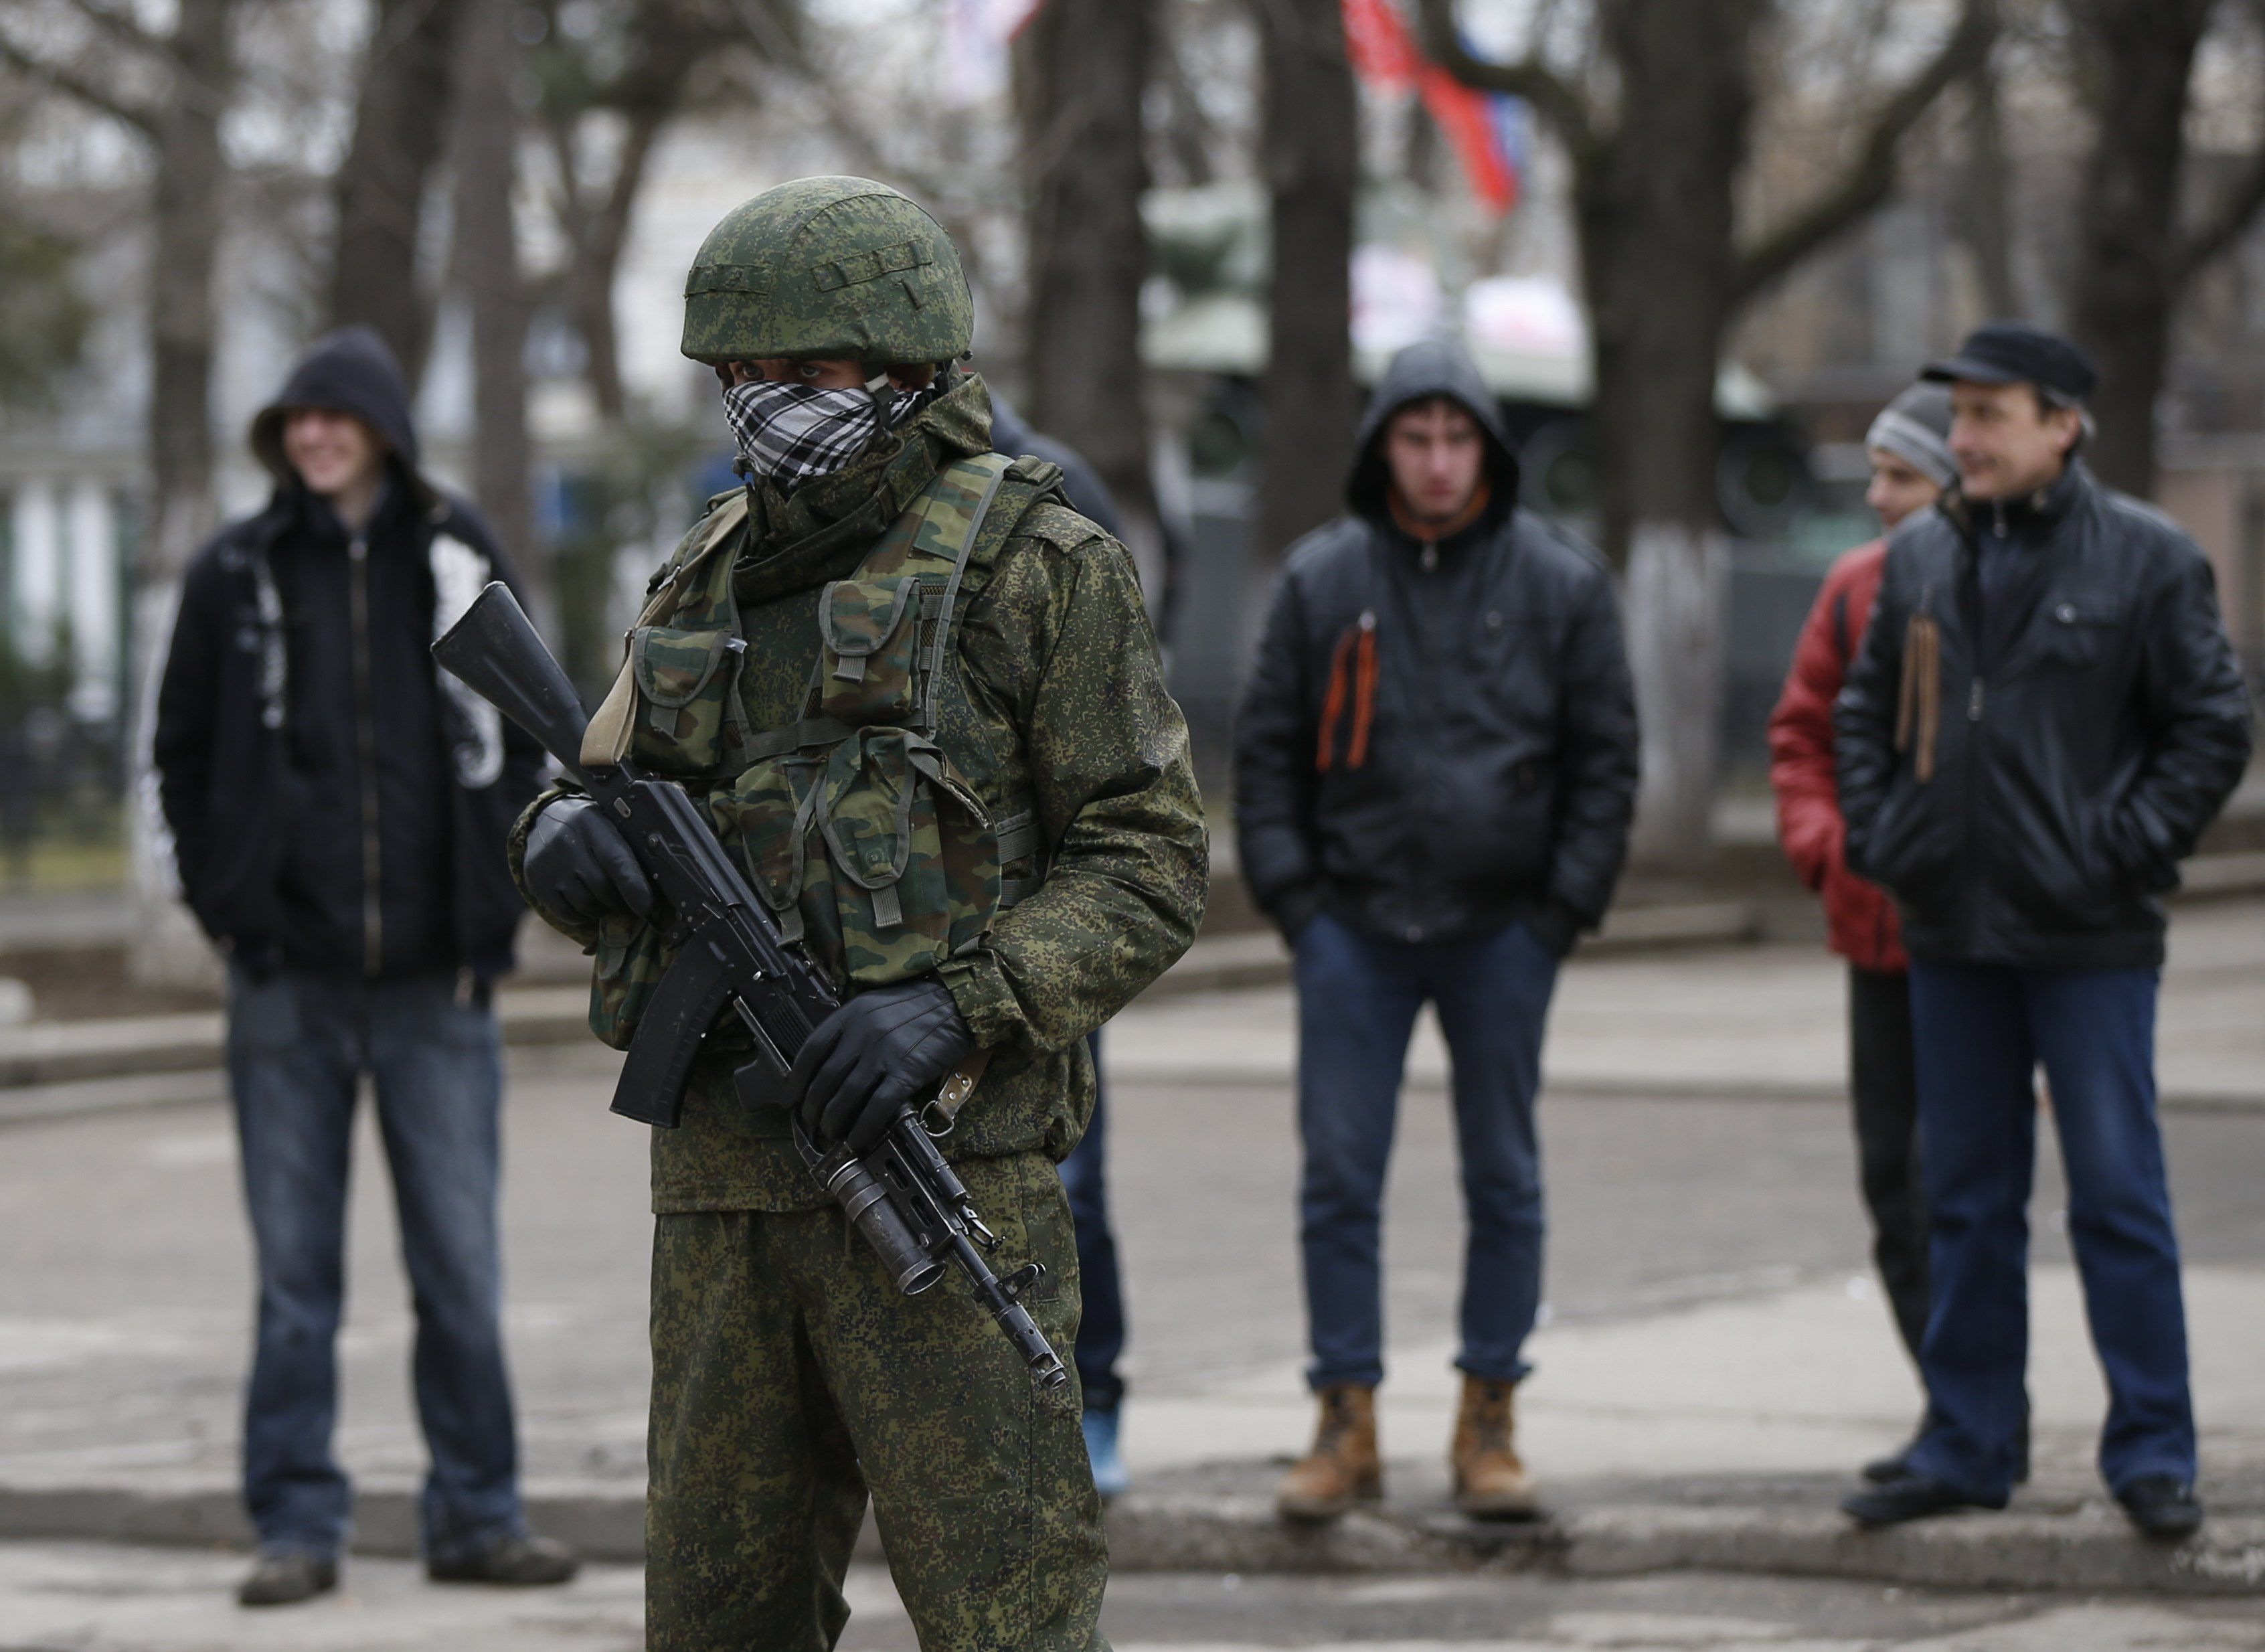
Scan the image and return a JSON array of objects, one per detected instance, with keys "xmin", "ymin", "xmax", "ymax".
[{"xmin": 3, "ymin": 1479, "xmax": 2258, "ymax": 1594}]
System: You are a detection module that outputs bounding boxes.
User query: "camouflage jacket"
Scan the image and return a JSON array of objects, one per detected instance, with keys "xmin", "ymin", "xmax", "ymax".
[{"xmin": 510, "ymin": 375, "xmax": 1208, "ymax": 1212}]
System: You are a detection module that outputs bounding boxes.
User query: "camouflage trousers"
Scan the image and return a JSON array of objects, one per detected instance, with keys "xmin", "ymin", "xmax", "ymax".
[{"xmin": 646, "ymin": 1149, "xmax": 1109, "ymax": 1651}]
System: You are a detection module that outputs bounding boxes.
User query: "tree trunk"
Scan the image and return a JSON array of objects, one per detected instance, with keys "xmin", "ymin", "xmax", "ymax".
[
  {"xmin": 1254, "ymin": 0, "xmax": 1358, "ymax": 564},
  {"xmin": 2068, "ymin": 0, "xmax": 2214, "ymax": 499},
  {"xmin": 131, "ymin": 0, "xmax": 238, "ymax": 988},
  {"xmin": 1021, "ymin": 0, "xmax": 1157, "ymax": 529},
  {"xmin": 1586, "ymin": 0, "xmax": 1754, "ymax": 863},
  {"xmin": 329, "ymin": 0, "xmax": 466, "ymax": 385},
  {"xmin": 454, "ymin": 0, "xmax": 537, "ymax": 594},
  {"xmin": 1954, "ymin": 56, "xmax": 2017, "ymax": 318}
]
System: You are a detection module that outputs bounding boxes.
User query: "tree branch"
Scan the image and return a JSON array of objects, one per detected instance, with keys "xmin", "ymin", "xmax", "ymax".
[
  {"xmin": 1413, "ymin": 0, "xmax": 1598, "ymax": 158},
  {"xmin": 0, "ymin": 29, "xmax": 157, "ymax": 132},
  {"xmin": 2173, "ymin": 132, "xmax": 2265, "ymax": 283},
  {"xmin": 58, "ymin": 0, "xmax": 164, "ymax": 60},
  {"xmin": 1730, "ymin": 0, "xmax": 1998, "ymax": 308}
]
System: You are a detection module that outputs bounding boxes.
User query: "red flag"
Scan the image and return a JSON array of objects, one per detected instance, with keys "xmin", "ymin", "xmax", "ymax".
[
  {"xmin": 1418, "ymin": 67, "xmax": 1519, "ymax": 213},
  {"xmin": 1343, "ymin": 0, "xmax": 1423, "ymax": 84},
  {"xmin": 1341, "ymin": 0, "xmax": 1520, "ymax": 216}
]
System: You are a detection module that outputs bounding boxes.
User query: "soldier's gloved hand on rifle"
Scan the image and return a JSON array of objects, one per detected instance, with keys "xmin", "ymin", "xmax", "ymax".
[
  {"xmin": 786, "ymin": 976, "xmax": 973, "ymax": 1154},
  {"xmin": 523, "ymin": 797, "xmax": 654, "ymax": 927}
]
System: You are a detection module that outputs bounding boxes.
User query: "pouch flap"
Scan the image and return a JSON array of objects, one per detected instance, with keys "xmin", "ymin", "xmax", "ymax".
[
  {"xmin": 820, "ymin": 576, "xmax": 921, "ymax": 662},
  {"xmin": 632, "ymin": 625, "xmax": 734, "ymax": 709}
]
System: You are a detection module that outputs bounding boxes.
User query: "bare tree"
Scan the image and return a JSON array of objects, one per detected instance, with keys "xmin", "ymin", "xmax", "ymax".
[
  {"xmin": 329, "ymin": 0, "xmax": 471, "ymax": 384},
  {"xmin": 1254, "ymin": 0, "xmax": 1359, "ymax": 566},
  {"xmin": 1420, "ymin": 0, "xmax": 1995, "ymax": 863},
  {"xmin": 2066, "ymin": 0, "xmax": 2265, "ymax": 495},
  {"xmin": 1019, "ymin": 0, "xmax": 1158, "ymax": 526},
  {"xmin": 454, "ymin": 0, "xmax": 535, "ymax": 584},
  {"xmin": 0, "ymin": 0, "xmax": 240, "ymax": 585},
  {"xmin": 532, "ymin": 0, "xmax": 766, "ymax": 421},
  {"xmin": 0, "ymin": 0, "xmax": 240, "ymax": 983}
]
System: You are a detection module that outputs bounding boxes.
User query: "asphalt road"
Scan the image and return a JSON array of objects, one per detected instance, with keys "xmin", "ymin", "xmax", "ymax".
[{"xmin": 5, "ymin": 1025, "xmax": 2265, "ymax": 1490}]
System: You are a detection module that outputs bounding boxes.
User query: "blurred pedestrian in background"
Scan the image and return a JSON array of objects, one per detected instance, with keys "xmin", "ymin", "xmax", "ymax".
[
  {"xmin": 1835, "ymin": 323, "xmax": 2254, "ymax": 1538},
  {"xmin": 991, "ymin": 389, "xmax": 1135, "ymax": 1500},
  {"xmin": 1768, "ymin": 383, "xmax": 1958, "ymax": 1482},
  {"xmin": 1236, "ymin": 336, "xmax": 1638, "ymax": 1523},
  {"xmin": 152, "ymin": 327, "xmax": 575, "ymax": 1605}
]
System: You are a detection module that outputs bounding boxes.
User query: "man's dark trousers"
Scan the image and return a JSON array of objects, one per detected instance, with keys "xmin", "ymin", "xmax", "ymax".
[
  {"xmin": 1295, "ymin": 912, "xmax": 1560, "ymax": 1389},
  {"xmin": 227, "ymin": 965, "xmax": 526, "ymax": 1562},
  {"xmin": 1058, "ymin": 1031, "xmax": 1124, "ymax": 1412},
  {"xmin": 1905, "ymin": 961, "xmax": 2193, "ymax": 1503},
  {"xmin": 1848, "ymin": 966, "xmax": 1928, "ymax": 1362}
]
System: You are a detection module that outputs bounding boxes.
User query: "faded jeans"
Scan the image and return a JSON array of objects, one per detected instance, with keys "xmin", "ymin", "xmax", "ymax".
[
  {"xmin": 1293, "ymin": 912, "xmax": 1560, "ymax": 1391},
  {"xmin": 226, "ymin": 965, "xmax": 525, "ymax": 1562}
]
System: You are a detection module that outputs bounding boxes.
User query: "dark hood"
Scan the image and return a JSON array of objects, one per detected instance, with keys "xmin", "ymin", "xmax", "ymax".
[
  {"xmin": 988, "ymin": 391, "xmax": 1124, "ymax": 540},
  {"xmin": 1346, "ymin": 335, "xmax": 1521, "ymax": 527},
  {"xmin": 250, "ymin": 325, "xmax": 435, "ymax": 506}
]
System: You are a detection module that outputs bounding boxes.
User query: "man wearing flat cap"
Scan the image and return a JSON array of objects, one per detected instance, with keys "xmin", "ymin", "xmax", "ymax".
[{"xmin": 1834, "ymin": 323, "xmax": 2253, "ymax": 1537}]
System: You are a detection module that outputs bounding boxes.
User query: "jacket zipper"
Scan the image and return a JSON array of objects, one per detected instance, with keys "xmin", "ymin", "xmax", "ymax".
[{"xmin": 349, "ymin": 533, "xmax": 384, "ymax": 979}]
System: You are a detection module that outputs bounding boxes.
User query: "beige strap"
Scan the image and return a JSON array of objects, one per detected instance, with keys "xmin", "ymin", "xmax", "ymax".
[{"xmin": 581, "ymin": 654, "xmax": 639, "ymax": 770}]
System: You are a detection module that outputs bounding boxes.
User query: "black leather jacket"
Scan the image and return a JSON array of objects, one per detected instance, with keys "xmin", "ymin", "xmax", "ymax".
[
  {"xmin": 1836, "ymin": 461, "xmax": 2252, "ymax": 970},
  {"xmin": 1236, "ymin": 339, "xmax": 1637, "ymax": 951}
]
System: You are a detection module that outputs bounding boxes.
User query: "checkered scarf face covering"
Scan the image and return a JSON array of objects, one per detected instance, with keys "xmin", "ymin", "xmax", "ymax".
[{"xmin": 723, "ymin": 380, "xmax": 883, "ymax": 488}]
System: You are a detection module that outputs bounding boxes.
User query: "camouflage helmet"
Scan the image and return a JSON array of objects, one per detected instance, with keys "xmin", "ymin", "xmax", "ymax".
[{"xmin": 681, "ymin": 176, "xmax": 974, "ymax": 366}]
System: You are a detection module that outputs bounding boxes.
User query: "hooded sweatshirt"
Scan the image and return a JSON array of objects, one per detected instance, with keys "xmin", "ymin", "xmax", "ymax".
[
  {"xmin": 154, "ymin": 327, "xmax": 543, "ymax": 981},
  {"xmin": 1234, "ymin": 337, "xmax": 1638, "ymax": 952}
]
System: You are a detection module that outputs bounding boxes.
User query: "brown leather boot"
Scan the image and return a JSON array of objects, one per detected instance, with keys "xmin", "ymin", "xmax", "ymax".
[
  {"xmin": 1451, "ymin": 1374, "xmax": 1537, "ymax": 1520},
  {"xmin": 1275, "ymin": 1384, "xmax": 1382, "ymax": 1521}
]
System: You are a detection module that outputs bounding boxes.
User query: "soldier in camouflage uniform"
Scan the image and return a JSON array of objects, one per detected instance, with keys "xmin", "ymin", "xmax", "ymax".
[{"xmin": 509, "ymin": 177, "xmax": 1206, "ymax": 1650}]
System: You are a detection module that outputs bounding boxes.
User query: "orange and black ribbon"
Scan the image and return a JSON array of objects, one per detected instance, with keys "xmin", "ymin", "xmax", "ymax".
[{"xmin": 1316, "ymin": 611, "xmax": 1379, "ymax": 772}]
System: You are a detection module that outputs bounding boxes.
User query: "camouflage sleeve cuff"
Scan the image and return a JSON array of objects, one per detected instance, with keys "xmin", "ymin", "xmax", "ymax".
[
  {"xmin": 508, "ymin": 780, "xmax": 603, "ymax": 953},
  {"xmin": 937, "ymin": 950, "xmax": 1024, "ymax": 1052}
]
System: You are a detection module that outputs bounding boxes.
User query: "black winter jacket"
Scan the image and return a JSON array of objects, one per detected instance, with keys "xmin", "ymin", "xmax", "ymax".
[
  {"xmin": 1836, "ymin": 461, "xmax": 2252, "ymax": 969},
  {"xmin": 1234, "ymin": 340, "xmax": 1639, "ymax": 951},
  {"xmin": 153, "ymin": 328, "xmax": 544, "ymax": 982}
]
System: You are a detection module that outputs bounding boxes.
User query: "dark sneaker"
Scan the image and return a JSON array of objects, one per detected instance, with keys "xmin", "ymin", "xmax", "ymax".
[
  {"xmin": 1841, "ymin": 1473, "xmax": 2000, "ymax": 1528},
  {"xmin": 236, "ymin": 1550, "xmax": 338, "ymax": 1607},
  {"xmin": 2117, "ymin": 1476, "xmax": 2203, "ymax": 1541},
  {"xmin": 428, "ymin": 1533, "xmax": 580, "ymax": 1586}
]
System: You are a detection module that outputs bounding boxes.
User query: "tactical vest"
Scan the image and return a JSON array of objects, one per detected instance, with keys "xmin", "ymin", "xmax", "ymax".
[{"xmin": 578, "ymin": 452, "xmax": 1055, "ymax": 1051}]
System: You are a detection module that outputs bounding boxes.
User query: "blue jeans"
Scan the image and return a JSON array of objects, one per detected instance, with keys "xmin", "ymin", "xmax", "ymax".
[
  {"xmin": 227, "ymin": 965, "xmax": 525, "ymax": 1561},
  {"xmin": 1058, "ymin": 1031, "xmax": 1124, "ymax": 1412},
  {"xmin": 1906, "ymin": 961, "xmax": 2193, "ymax": 1501},
  {"xmin": 1294, "ymin": 912, "xmax": 1560, "ymax": 1390}
]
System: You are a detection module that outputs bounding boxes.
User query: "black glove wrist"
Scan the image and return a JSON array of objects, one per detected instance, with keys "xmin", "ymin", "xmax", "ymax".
[
  {"xmin": 523, "ymin": 796, "xmax": 654, "ymax": 928},
  {"xmin": 786, "ymin": 975, "xmax": 975, "ymax": 1154}
]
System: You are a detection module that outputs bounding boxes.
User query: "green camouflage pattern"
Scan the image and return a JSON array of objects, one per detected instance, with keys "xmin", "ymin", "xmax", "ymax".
[
  {"xmin": 574, "ymin": 450, "xmax": 1013, "ymax": 1046},
  {"xmin": 645, "ymin": 1151, "xmax": 1106, "ymax": 1651},
  {"xmin": 681, "ymin": 176, "xmax": 974, "ymax": 365},
  {"xmin": 816, "ymin": 575, "xmax": 920, "ymax": 721},
  {"xmin": 624, "ymin": 491, "xmax": 750, "ymax": 780},
  {"xmin": 508, "ymin": 371, "xmax": 1209, "ymax": 1211}
]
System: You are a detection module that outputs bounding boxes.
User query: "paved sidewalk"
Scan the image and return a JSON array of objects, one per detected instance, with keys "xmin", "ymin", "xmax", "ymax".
[{"xmin": 1105, "ymin": 896, "xmax": 2265, "ymax": 1108}]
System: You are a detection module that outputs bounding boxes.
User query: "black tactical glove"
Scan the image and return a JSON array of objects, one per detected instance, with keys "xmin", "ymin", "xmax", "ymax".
[
  {"xmin": 786, "ymin": 976, "xmax": 974, "ymax": 1154},
  {"xmin": 523, "ymin": 797, "xmax": 653, "ymax": 928}
]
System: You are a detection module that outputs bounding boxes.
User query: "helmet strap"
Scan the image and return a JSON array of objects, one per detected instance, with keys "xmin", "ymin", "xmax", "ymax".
[{"xmin": 863, "ymin": 369, "xmax": 898, "ymax": 427}]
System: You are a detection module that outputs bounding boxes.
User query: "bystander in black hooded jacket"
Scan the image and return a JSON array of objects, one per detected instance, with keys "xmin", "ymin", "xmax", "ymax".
[
  {"xmin": 1836, "ymin": 460, "xmax": 2252, "ymax": 970},
  {"xmin": 153, "ymin": 327, "xmax": 545, "ymax": 984},
  {"xmin": 1234, "ymin": 337, "xmax": 1639, "ymax": 953}
]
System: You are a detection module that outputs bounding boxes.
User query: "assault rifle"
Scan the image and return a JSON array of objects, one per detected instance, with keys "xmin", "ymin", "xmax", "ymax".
[{"xmin": 433, "ymin": 582, "xmax": 1067, "ymax": 1389}]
